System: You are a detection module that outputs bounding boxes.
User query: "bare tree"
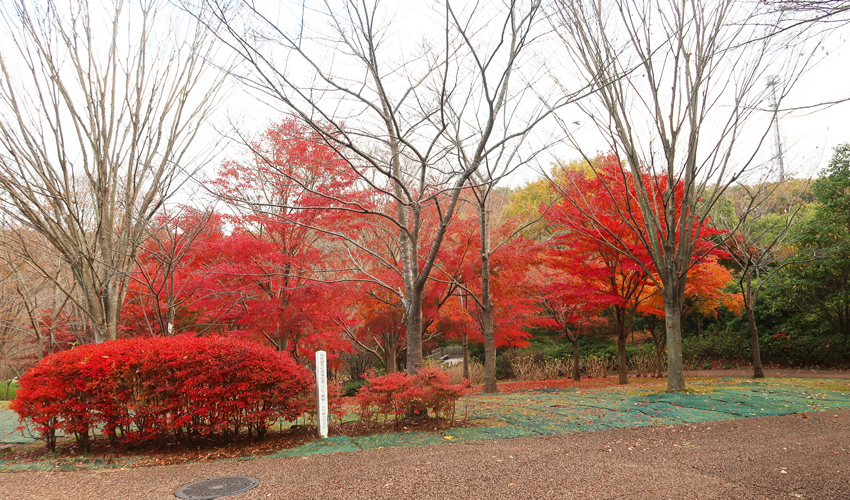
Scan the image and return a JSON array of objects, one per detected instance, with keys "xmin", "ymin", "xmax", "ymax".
[
  {"xmin": 0, "ymin": 0, "xmax": 226, "ymax": 342},
  {"xmin": 0, "ymin": 223, "xmax": 78, "ymax": 355},
  {"xmin": 196, "ymin": 0, "xmax": 559, "ymax": 374},
  {"xmin": 548, "ymin": 0, "xmax": 816, "ymax": 391},
  {"xmin": 435, "ymin": 2, "xmax": 563, "ymax": 393},
  {"xmin": 0, "ymin": 262, "xmax": 35, "ymax": 397},
  {"xmin": 716, "ymin": 177, "xmax": 812, "ymax": 377},
  {"xmin": 767, "ymin": 1, "xmax": 850, "ymax": 22}
]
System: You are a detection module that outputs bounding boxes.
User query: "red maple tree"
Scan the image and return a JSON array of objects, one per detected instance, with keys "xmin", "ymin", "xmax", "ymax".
[{"xmin": 544, "ymin": 153, "xmax": 726, "ymax": 383}]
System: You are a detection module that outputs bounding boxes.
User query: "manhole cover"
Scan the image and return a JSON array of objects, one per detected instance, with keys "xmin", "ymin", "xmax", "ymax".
[{"xmin": 175, "ymin": 476, "xmax": 260, "ymax": 499}]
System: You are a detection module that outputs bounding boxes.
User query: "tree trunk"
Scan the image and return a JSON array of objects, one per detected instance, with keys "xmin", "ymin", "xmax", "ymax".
[
  {"xmin": 405, "ymin": 292, "xmax": 424, "ymax": 375},
  {"xmin": 741, "ymin": 273, "xmax": 765, "ymax": 379},
  {"xmin": 615, "ymin": 307, "xmax": 628, "ymax": 385},
  {"xmin": 572, "ymin": 336, "xmax": 580, "ymax": 382},
  {"xmin": 663, "ymin": 292, "xmax": 686, "ymax": 392},
  {"xmin": 385, "ymin": 339, "xmax": 398, "ymax": 374},
  {"xmin": 462, "ymin": 333, "xmax": 469, "ymax": 381},
  {"xmin": 746, "ymin": 303, "xmax": 764, "ymax": 378},
  {"xmin": 617, "ymin": 330, "xmax": 628, "ymax": 385},
  {"xmin": 647, "ymin": 316, "xmax": 665, "ymax": 378},
  {"xmin": 654, "ymin": 346, "xmax": 665, "ymax": 378},
  {"xmin": 479, "ymin": 195, "xmax": 499, "ymax": 394},
  {"xmin": 481, "ymin": 303, "xmax": 498, "ymax": 394}
]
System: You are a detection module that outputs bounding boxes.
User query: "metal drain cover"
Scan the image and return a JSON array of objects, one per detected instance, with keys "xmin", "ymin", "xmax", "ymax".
[{"xmin": 175, "ymin": 476, "xmax": 260, "ymax": 499}]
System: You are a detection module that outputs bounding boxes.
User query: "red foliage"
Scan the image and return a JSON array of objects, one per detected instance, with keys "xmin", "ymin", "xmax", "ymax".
[
  {"xmin": 123, "ymin": 208, "xmax": 226, "ymax": 338},
  {"xmin": 355, "ymin": 368, "xmax": 469, "ymax": 425},
  {"xmin": 121, "ymin": 119, "xmax": 365, "ymax": 366},
  {"xmin": 433, "ymin": 208, "xmax": 545, "ymax": 348},
  {"xmin": 11, "ymin": 336, "xmax": 312, "ymax": 451},
  {"xmin": 543, "ymin": 153, "xmax": 729, "ymax": 329},
  {"xmin": 191, "ymin": 119, "xmax": 363, "ymax": 362}
]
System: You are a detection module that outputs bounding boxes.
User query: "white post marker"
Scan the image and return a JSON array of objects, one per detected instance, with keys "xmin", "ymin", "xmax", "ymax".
[{"xmin": 315, "ymin": 351, "xmax": 329, "ymax": 439}]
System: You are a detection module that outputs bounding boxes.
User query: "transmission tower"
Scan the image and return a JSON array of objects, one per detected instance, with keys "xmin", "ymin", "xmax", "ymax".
[{"xmin": 767, "ymin": 76, "xmax": 786, "ymax": 180}]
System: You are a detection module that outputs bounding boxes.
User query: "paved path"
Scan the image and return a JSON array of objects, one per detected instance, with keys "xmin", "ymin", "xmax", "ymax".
[{"xmin": 1, "ymin": 409, "xmax": 848, "ymax": 499}]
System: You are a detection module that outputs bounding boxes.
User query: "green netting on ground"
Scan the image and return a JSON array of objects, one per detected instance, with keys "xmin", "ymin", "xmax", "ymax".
[
  {"xmin": 352, "ymin": 431, "xmax": 446, "ymax": 450},
  {"xmin": 639, "ymin": 388, "xmax": 850, "ymax": 417},
  {"xmin": 646, "ymin": 392, "xmax": 767, "ymax": 415},
  {"xmin": 0, "ymin": 409, "xmax": 38, "ymax": 444},
  {"xmin": 551, "ymin": 403, "xmax": 662, "ymax": 429},
  {"xmin": 269, "ymin": 436, "xmax": 359, "ymax": 457},
  {"xmin": 489, "ymin": 412, "xmax": 575, "ymax": 435},
  {"xmin": 465, "ymin": 382, "xmax": 850, "ymax": 434}
]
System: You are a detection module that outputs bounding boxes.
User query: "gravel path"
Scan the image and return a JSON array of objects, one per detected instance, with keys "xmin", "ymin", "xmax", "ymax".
[{"xmin": 1, "ymin": 409, "xmax": 848, "ymax": 499}]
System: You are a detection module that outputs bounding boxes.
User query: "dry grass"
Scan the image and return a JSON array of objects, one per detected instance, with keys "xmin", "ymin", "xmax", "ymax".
[
  {"xmin": 509, "ymin": 356, "xmax": 572, "ymax": 381},
  {"xmin": 443, "ymin": 360, "xmax": 486, "ymax": 385},
  {"xmin": 430, "ymin": 353, "xmax": 659, "ymax": 383},
  {"xmin": 628, "ymin": 352, "xmax": 657, "ymax": 377},
  {"xmin": 580, "ymin": 356, "xmax": 612, "ymax": 379}
]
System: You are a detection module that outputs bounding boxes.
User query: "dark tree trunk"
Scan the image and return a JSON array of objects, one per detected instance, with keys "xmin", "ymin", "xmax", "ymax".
[
  {"xmin": 654, "ymin": 347, "xmax": 665, "ymax": 378},
  {"xmin": 746, "ymin": 303, "xmax": 764, "ymax": 378},
  {"xmin": 617, "ymin": 330, "xmax": 628, "ymax": 384},
  {"xmin": 647, "ymin": 316, "xmax": 665, "ymax": 378},
  {"xmin": 572, "ymin": 336, "xmax": 580, "ymax": 382},
  {"xmin": 616, "ymin": 308, "xmax": 628, "ymax": 385},
  {"xmin": 741, "ymin": 274, "xmax": 765, "ymax": 379}
]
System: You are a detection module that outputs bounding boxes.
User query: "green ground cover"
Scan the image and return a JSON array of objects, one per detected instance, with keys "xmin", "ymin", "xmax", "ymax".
[{"xmin": 2, "ymin": 377, "xmax": 849, "ymax": 472}]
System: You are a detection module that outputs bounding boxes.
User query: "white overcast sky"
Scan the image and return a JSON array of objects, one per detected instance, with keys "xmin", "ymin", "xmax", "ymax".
[
  {"xmin": 774, "ymin": 27, "xmax": 850, "ymax": 177},
  {"xmin": 214, "ymin": 6, "xmax": 850, "ymax": 190}
]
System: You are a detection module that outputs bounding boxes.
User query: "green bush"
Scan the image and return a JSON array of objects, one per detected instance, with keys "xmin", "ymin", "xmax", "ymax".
[
  {"xmin": 683, "ymin": 327, "xmax": 750, "ymax": 367},
  {"xmin": 495, "ymin": 337, "xmax": 659, "ymax": 380},
  {"xmin": 759, "ymin": 334, "xmax": 850, "ymax": 368},
  {"xmin": 683, "ymin": 326, "xmax": 850, "ymax": 369},
  {"xmin": 573, "ymin": 336, "xmax": 654, "ymax": 361},
  {"xmin": 341, "ymin": 379, "xmax": 368, "ymax": 397}
]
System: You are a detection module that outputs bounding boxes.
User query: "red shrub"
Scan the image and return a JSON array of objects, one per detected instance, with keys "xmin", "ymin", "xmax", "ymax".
[
  {"xmin": 355, "ymin": 368, "xmax": 468, "ymax": 425},
  {"xmin": 416, "ymin": 367, "xmax": 469, "ymax": 419},
  {"xmin": 11, "ymin": 336, "xmax": 311, "ymax": 451}
]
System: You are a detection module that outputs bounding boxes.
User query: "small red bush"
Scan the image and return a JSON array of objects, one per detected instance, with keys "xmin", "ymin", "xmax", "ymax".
[
  {"xmin": 355, "ymin": 368, "xmax": 468, "ymax": 425},
  {"xmin": 416, "ymin": 366, "xmax": 468, "ymax": 419},
  {"xmin": 11, "ymin": 336, "xmax": 311, "ymax": 451}
]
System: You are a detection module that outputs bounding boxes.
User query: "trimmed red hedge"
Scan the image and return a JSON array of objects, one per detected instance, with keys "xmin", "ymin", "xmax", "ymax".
[{"xmin": 11, "ymin": 336, "xmax": 312, "ymax": 451}]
